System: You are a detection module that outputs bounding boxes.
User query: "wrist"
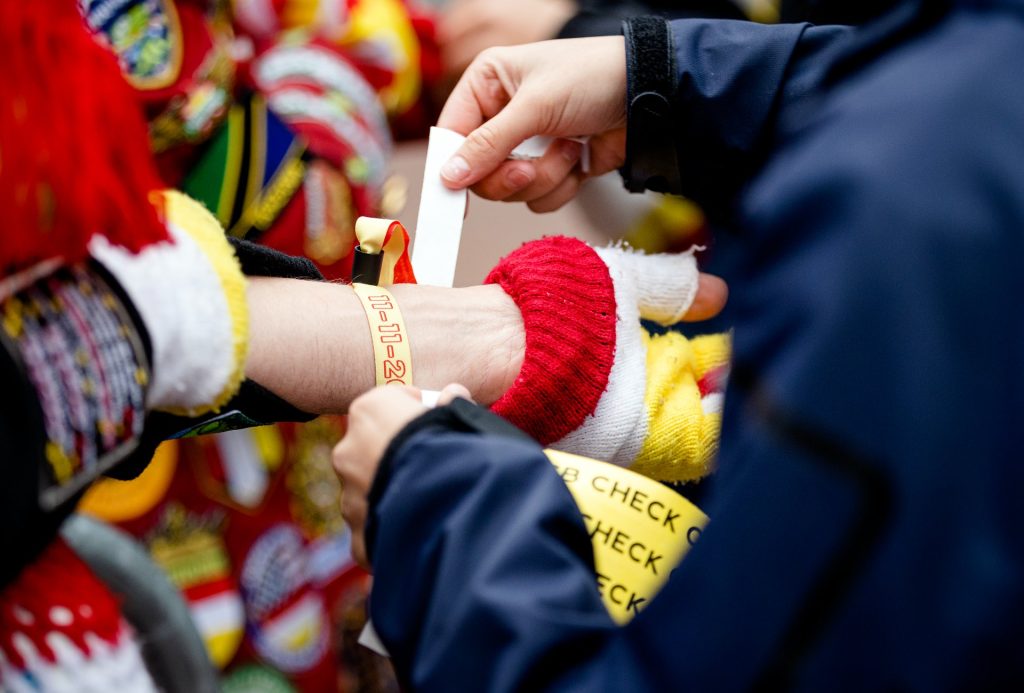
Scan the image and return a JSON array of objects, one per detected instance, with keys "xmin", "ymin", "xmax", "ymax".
[
  {"xmin": 391, "ymin": 284, "xmax": 524, "ymax": 406},
  {"xmin": 245, "ymin": 281, "xmax": 524, "ymax": 414},
  {"xmin": 245, "ymin": 278, "xmax": 374, "ymax": 414}
]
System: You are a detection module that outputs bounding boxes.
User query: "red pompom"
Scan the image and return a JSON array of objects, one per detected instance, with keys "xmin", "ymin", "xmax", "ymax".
[{"xmin": 0, "ymin": 3, "xmax": 169, "ymax": 270}]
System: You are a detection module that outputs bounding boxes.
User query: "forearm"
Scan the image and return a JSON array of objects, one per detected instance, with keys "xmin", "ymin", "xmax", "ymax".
[{"xmin": 244, "ymin": 278, "xmax": 525, "ymax": 414}]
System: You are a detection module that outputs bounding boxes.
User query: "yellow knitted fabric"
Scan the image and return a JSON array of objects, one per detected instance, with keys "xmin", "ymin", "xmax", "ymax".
[
  {"xmin": 629, "ymin": 332, "xmax": 731, "ymax": 483},
  {"xmin": 160, "ymin": 190, "xmax": 249, "ymax": 415}
]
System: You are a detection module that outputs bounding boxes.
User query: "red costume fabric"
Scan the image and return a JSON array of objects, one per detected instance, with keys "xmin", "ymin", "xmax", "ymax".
[{"xmin": 76, "ymin": 2, "xmax": 433, "ymax": 689}]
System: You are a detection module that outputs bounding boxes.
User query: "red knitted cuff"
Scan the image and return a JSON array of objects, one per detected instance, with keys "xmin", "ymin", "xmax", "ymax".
[{"xmin": 485, "ymin": 236, "xmax": 617, "ymax": 444}]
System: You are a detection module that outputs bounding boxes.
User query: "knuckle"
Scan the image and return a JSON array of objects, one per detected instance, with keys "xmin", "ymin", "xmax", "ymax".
[
  {"xmin": 330, "ymin": 444, "xmax": 346, "ymax": 474},
  {"xmin": 468, "ymin": 121, "xmax": 501, "ymax": 155},
  {"xmin": 477, "ymin": 46, "xmax": 502, "ymax": 66},
  {"xmin": 340, "ymin": 495, "xmax": 362, "ymax": 522},
  {"xmin": 470, "ymin": 172, "xmax": 508, "ymax": 200}
]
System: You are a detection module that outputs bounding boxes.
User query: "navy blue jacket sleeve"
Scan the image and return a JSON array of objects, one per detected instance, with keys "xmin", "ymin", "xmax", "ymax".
[
  {"xmin": 366, "ymin": 413, "xmax": 882, "ymax": 691},
  {"xmin": 623, "ymin": 19, "xmax": 849, "ymax": 216},
  {"xmin": 366, "ymin": 430, "xmax": 619, "ymax": 691},
  {"xmin": 366, "ymin": 8, "xmax": 1024, "ymax": 689}
]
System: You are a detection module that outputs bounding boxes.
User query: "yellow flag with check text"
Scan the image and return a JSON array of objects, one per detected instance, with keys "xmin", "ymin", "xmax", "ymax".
[{"xmin": 545, "ymin": 450, "xmax": 708, "ymax": 625}]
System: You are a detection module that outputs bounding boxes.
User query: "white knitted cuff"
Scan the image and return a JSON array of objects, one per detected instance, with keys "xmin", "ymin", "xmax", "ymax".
[
  {"xmin": 89, "ymin": 224, "xmax": 239, "ymax": 414},
  {"xmin": 551, "ymin": 245, "xmax": 702, "ymax": 467}
]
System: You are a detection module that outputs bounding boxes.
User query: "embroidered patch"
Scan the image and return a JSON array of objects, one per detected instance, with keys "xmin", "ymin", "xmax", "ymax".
[
  {"xmin": 241, "ymin": 524, "xmax": 329, "ymax": 673},
  {"xmin": 183, "ymin": 95, "xmax": 307, "ymax": 240},
  {"xmin": 81, "ymin": 0, "xmax": 184, "ymax": 90},
  {"xmin": 222, "ymin": 664, "xmax": 297, "ymax": 693},
  {"xmin": 0, "ymin": 264, "xmax": 150, "ymax": 510},
  {"xmin": 148, "ymin": 27, "xmax": 237, "ymax": 152},
  {"xmin": 303, "ymin": 161, "xmax": 356, "ymax": 265},
  {"xmin": 148, "ymin": 504, "xmax": 246, "ymax": 668},
  {"xmin": 287, "ymin": 417, "xmax": 347, "ymax": 540}
]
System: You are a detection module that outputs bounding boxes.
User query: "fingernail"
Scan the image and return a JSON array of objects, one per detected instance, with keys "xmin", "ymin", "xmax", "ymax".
[
  {"xmin": 506, "ymin": 165, "xmax": 535, "ymax": 189},
  {"xmin": 561, "ymin": 140, "xmax": 582, "ymax": 164},
  {"xmin": 441, "ymin": 155, "xmax": 471, "ymax": 184}
]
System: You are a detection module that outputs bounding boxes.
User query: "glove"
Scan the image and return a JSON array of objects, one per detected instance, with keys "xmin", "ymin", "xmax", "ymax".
[{"xmin": 486, "ymin": 236, "xmax": 729, "ymax": 483}]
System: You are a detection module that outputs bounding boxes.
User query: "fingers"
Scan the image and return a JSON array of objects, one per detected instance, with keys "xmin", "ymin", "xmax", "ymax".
[
  {"xmin": 683, "ymin": 274, "xmax": 729, "ymax": 322},
  {"xmin": 506, "ymin": 139, "xmax": 583, "ymax": 202},
  {"xmin": 526, "ymin": 170, "xmax": 584, "ymax": 213},
  {"xmin": 340, "ymin": 485, "xmax": 370, "ymax": 570},
  {"xmin": 441, "ymin": 104, "xmax": 543, "ymax": 189},
  {"xmin": 334, "ymin": 435, "xmax": 371, "ymax": 570},
  {"xmin": 467, "ymin": 138, "xmax": 584, "ymax": 204},
  {"xmin": 350, "ymin": 532, "xmax": 369, "ymax": 572},
  {"xmin": 332, "ymin": 385, "xmax": 428, "ymax": 570},
  {"xmin": 437, "ymin": 55, "xmax": 511, "ymax": 138},
  {"xmin": 468, "ymin": 160, "xmax": 538, "ymax": 200},
  {"xmin": 587, "ymin": 128, "xmax": 628, "ymax": 178},
  {"xmin": 436, "ymin": 383, "xmax": 473, "ymax": 406}
]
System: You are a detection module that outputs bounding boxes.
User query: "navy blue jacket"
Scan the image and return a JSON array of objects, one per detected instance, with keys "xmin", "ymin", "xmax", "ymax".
[{"xmin": 368, "ymin": 2, "xmax": 1024, "ymax": 689}]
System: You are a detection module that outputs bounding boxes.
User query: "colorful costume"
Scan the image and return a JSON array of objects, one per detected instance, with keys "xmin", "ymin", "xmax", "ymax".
[
  {"xmin": 77, "ymin": 2, "xmax": 428, "ymax": 689},
  {"xmin": 0, "ymin": 5, "xmax": 248, "ymax": 689}
]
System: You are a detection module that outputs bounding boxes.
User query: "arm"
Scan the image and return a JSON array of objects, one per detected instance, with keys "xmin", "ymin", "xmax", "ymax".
[
  {"xmin": 244, "ymin": 279, "xmax": 524, "ymax": 413},
  {"xmin": 435, "ymin": 22, "xmax": 851, "ymax": 215},
  {"xmin": 363, "ymin": 400, "xmax": 873, "ymax": 691},
  {"xmin": 358, "ymin": 91, "xmax": 1024, "ymax": 687}
]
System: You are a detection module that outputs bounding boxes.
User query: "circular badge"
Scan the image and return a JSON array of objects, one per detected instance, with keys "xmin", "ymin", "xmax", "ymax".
[
  {"xmin": 81, "ymin": 0, "xmax": 184, "ymax": 90},
  {"xmin": 222, "ymin": 664, "xmax": 297, "ymax": 693},
  {"xmin": 241, "ymin": 524, "xmax": 329, "ymax": 673},
  {"xmin": 78, "ymin": 441, "xmax": 178, "ymax": 522}
]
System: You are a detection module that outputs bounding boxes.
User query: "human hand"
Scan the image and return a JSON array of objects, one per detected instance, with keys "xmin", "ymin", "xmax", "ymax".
[
  {"xmin": 486, "ymin": 236, "xmax": 730, "ymax": 479},
  {"xmin": 437, "ymin": 36, "xmax": 627, "ymax": 211},
  {"xmin": 332, "ymin": 383, "xmax": 472, "ymax": 569},
  {"xmin": 440, "ymin": 0, "xmax": 577, "ymax": 81}
]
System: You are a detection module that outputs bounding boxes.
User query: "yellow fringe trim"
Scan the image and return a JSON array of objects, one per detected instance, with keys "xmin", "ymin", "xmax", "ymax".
[{"xmin": 159, "ymin": 190, "xmax": 249, "ymax": 416}]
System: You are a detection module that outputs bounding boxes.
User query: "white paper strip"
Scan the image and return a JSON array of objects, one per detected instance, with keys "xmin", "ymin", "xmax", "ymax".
[
  {"xmin": 412, "ymin": 129, "xmax": 592, "ymax": 288},
  {"xmin": 358, "ymin": 620, "xmax": 390, "ymax": 657},
  {"xmin": 411, "ymin": 127, "xmax": 469, "ymax": 287},
  {"xmin": 509, "ymin": 135, "xmax": 591, "ymax": 173}
]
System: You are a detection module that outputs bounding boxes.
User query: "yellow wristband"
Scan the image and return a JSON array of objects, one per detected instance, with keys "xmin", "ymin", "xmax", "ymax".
[{"xmin": 352, "ymin": 283, "xmax": 413, "ymax": 386}]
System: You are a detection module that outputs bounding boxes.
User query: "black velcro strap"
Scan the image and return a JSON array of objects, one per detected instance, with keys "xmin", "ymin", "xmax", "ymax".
[{"xmin": 621, "ymin": 17, "xmax": 682, "ymax": 194}]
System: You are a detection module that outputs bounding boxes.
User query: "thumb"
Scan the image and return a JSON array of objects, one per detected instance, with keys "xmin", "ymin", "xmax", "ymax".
[
  {"xmin": 440, "ymin": 104, "xmax": 540, "ymax": 189},
  {"xmin": 595, "ymin": 246, "xmax": 701, "ymax": 326}
]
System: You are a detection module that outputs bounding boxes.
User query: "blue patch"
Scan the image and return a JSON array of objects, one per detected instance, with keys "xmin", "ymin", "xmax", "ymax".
[{"xmin": 82, "ymin": 0, "xmax": 182, "ymax": 89}]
